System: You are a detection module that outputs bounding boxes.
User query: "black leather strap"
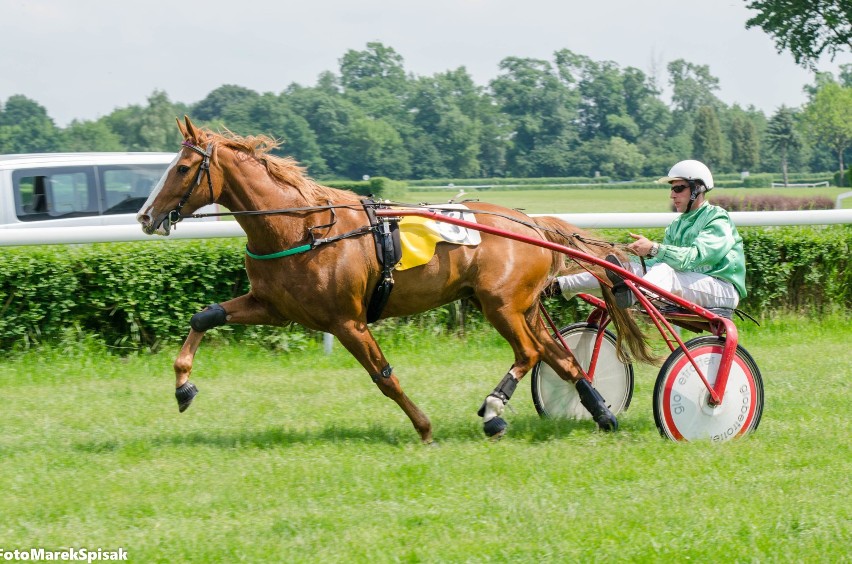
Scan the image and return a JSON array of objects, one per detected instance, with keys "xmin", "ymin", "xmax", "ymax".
[{"xmin": 361, "ymin": 199, "xmax": 401, "ymax": 323}]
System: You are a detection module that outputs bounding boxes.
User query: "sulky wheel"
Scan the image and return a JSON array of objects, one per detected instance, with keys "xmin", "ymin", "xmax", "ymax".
[
  {"xmin": 653, "ymin": 335, "xmax": 764, "ymax": 442},
  {"xmin": 531, "ymin": 323, "xmax": 634, "ymax": 420}
]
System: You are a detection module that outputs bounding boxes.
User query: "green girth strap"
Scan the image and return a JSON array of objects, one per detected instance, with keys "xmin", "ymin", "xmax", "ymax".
[
  {"xmin": 244, "ymin": 225, "xmax": 375, "ymax": 260},
  {"xmin": 245, "ymin": 244, "xmax": 312, "ymax": 260}
]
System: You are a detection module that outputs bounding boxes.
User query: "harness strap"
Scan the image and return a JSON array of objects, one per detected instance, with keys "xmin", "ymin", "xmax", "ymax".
[
  {"xmin": 362, "ymin": 198, "xmax": 400, "ymax": 323},
  {"xmin": 245, "ymin": 225, "xmax": 374, "ymax": 261},
  {"xmin": 245, "ymin": 244, "xmax": 313, "ymax": 260}
]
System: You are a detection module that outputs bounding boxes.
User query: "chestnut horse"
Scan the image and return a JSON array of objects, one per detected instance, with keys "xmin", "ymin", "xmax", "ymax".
[{"xmin": 137, "ymin": 116, "xmax": 652, "ymax": 443}]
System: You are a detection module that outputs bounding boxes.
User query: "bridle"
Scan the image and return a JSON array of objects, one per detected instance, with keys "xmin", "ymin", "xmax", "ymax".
[{"xmin": 166, "ymin": 140, "xmax": 216, "ymax": 228}]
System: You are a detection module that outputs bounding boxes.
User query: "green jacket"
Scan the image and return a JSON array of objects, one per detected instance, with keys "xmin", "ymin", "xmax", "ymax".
[{"xmin": 648, "ymin": 201, "xmax": 747, "ymax": 298}]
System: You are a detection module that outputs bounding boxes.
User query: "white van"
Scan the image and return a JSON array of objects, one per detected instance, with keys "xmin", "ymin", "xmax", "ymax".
[{"xmin": 0, "ymin": 152, "xmax": 217, "ymax": 229}]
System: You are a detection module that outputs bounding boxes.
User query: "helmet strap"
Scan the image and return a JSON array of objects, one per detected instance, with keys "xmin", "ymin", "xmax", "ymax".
[{"xmin": 685, "ymin": 180, "xmax": 702, "ymax": 213}]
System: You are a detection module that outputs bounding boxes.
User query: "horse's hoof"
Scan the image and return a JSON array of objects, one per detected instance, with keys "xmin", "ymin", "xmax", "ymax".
[
  {"xmin": 483, "ymin": 416, "xmax": 508, "ymax": 438},
  {"xmin": 575, "ymin": 378, "xmax": 618, "ymax": 432},
  {"xmin": 595, "ymin": 412, "xmax": 619, "ymax": 432},
  {"xmin": 175, "ymin": 381, "xmax": 198, "ymax": 412}
]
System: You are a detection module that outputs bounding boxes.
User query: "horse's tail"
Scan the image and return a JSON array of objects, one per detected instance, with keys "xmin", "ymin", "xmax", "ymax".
[
  {"xmin": 599, "ymin": 284, "xmax": 658, "ymax": 365},
  {"xmin": 532, "ymin": 215, "xmax": 657, "ymax": 365},
  {"xmin": 531, "ymin": 215, "xmax": 586, "ymax": 277}
]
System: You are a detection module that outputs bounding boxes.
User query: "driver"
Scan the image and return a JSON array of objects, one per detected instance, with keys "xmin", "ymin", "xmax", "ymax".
[{"xmin": 550, "ymin": 159, "xmax": 746, "ymax": 310}]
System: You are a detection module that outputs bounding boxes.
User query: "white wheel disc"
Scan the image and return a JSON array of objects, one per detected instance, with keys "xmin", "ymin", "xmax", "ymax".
[
  {"xmin": 654, "ymin": 337, "xmax": 763, "ymax": 442},
  {"xmin": 532, "ymin": 324, "xmax": 633, "ymax": 420}
]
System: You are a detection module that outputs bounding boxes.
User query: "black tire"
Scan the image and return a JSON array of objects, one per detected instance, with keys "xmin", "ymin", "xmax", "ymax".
[
  {"xmin": 531, "ymin": 323, "xmax": 634, "ymax": 419},
  {"xmin": 653, "ymin": 335, "xmax": 764, "ymax": 442}
]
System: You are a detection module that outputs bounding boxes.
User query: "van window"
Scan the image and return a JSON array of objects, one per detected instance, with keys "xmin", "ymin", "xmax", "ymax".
[
  {"xmin": 100, "ymin": 165, "xmax": 165, "ymax": 215},
  {"xmin": 12, "ymin": 163, "xmax": 168, "ymax": 222},
  {"xmin": 14, "ymin": 168, "xmax": 97, "ymax": 221}
]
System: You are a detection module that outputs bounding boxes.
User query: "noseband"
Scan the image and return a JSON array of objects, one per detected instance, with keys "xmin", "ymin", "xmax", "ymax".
[{"xmin": 167, "ymin": 140, "xmax": 215, "ymax": 227}]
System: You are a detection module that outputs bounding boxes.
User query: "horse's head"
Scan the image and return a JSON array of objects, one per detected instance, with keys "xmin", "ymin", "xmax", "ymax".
[{"xmin": 137, "ymin": 116, "xmax": 219, "ymax": 236}]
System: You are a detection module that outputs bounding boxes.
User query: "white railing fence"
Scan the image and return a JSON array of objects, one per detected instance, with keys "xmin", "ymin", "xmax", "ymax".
[
  {"xmin": 837, "ymin": 191, "xmax": 852, "ymax": 208},
  {"xmin": 0, "ymin": 209, "xmax": 850, "ymax": 247},
  {"xmin": 771, "ymin": 181, "xmax": 830, "ymax": 187}
]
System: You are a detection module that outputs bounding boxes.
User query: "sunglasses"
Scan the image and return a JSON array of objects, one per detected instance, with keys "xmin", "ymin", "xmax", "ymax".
[{"xmin": 670, "ymin": 184, "xmax": 690, "ymax": 194}]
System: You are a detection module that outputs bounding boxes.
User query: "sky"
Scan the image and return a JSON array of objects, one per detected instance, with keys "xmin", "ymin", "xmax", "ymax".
[{"xmin": 1, "ymin": 0, "xmax": 849, "ymax": 127}]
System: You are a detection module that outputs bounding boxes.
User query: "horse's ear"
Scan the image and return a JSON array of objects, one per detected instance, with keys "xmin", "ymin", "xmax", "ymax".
[
  {"xmin": 183, "ymin": 115, "xmax": 199, "ymax": 142},
  {"xmin": 175, "ymin": 116, "xmax": 189, "ymax": 140},
  {"xmin": 177, "ymin": 116, "xmax": 190, "ymax": 140}
]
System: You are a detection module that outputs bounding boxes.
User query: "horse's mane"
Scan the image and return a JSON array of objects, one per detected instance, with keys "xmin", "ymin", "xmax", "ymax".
[{"xmin": 201, "ymin": 128, "xmax": 353, "ymax": 205}]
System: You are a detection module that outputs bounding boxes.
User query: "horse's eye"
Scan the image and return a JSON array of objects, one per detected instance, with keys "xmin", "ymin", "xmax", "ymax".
[{"xmin": 177, "ymin": 165, "xmax": 190, "ymax": 174}]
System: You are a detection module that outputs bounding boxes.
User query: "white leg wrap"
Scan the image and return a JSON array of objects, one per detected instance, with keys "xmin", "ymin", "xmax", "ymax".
[{"xmin": 481, "ymin": 395, "xmax": 505, "ymax": 423}]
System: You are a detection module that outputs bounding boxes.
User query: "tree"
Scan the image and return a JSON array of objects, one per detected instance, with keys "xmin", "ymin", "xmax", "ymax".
[
  {"xmin": 339, "ymin": 42, "xmax": 409, "ymax": 96},
  {"xmin": 103, "ymin": 91, "xmax": 187, "ymax": 152},
  {"xmin": 766, "ymin": 106, "xmax": 802, "ymax": 185},
  {"xmin": 61, "ymin": 119, "xmax": 124, "ymax": 151},
  {"xmin": 622, "ymin": 67, "xmax": 672, "ymax": 141},
  {"xmin": 286, "ymin": 86, "xmax": 364, "ymax": 177},
  {"xmin": 730, "ymin": 115, "xmax": 760, "ymax": 172},
  {"xmin": 556, "ymin": 50, "xmax": 631, "ymax": 141},
  {"xmin": 338, "ymin": 43, "xmax": 415, "ymax": 149},
  {"xmin": 339, "ymin": 117, "xmax": 411, "ymax": 179},
  {"xmin": 744, "ymin": 0, "xmax": 852, "ymax": 69},
  {"xmin": 692, "ymin": 106, "xmax": 725, "ymax": 168},
  {"xmin": 0, "ymin": 95, "xmax": 60, "ymax": 153},
  {"xmin": 221, "ymin": 93, "xmax": 328, "ymax": 175},
  {"xmin": 604, "ymin": 137, "xmax": 646, "ymax": 179},
  {"xmin": 191, "ymin": 84, "xmax": 260, "ymax": 122},
  {"xmin": 668, "ymin": 60, "xmax": 722, "ymax": 114},
  {"xmin": 407, "ymin": 69, "xmax": 491, "ymax": 178},
  {"xmin": 840, "ymin": 63, "xmax": 852, "ymax": 87},
  {"xmin": 802, "ymin": 82, "xmax": 852, "ymax": 185},
  {"xmin": 490, "ymin": 56, "xmax": 578, "ymax": 176}
]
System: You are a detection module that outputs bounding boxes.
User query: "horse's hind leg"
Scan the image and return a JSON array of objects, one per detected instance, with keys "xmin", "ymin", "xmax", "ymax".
[
  {"xmin": 535, "ymin": 322, "xmax": 618, "ymax": 431},
  {"xmin": 333, "ymin": 320, "xmax": 432, "ymax": 444},
  {"xmin": 174, "ymin": 293, "xmax": 280, "ymax": 412}
]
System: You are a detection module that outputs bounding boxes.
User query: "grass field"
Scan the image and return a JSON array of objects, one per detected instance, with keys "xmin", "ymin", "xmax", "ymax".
[
  {"xmin": 408, "ymin": 187, "xmax": 852, "ymax": 214},
  {"xmin": 1, "ymin": 315, "xmax": 849, "ymax": 562}
]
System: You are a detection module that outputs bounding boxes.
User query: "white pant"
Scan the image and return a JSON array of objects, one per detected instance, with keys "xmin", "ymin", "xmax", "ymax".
[{"xmin": 558, "ymin": 262, "xmax": 740, "ymax": 309}]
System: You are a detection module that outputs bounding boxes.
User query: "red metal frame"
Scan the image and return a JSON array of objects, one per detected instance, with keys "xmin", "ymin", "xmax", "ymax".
[{"xmin": 375, "ymin": 208, "xmax": 738, "ymax": 407}]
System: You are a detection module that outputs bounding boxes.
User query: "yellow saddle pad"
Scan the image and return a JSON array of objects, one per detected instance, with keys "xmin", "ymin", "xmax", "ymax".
[{"xmin": 396, "ymin": 205, "xmax": 482, "ymax": 271}]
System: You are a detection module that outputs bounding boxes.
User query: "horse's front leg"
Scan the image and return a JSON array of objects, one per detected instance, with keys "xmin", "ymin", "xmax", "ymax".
[
  {"xmin": 333, "ymin": 319, "xmax": 433, "ymax": 444},
  {"xmin": 476, "ymin": 307, "xmax": 546, "ymax": 439},
  {"xmin": 174, "ymin": 293, "xmax": 280, "ymax": 412}
]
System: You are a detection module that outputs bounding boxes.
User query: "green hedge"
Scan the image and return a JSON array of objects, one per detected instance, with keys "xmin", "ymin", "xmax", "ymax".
[
  {"xmin": 833, "ymin": 168, "xmax": 851, "ymax": 188},
  {"xmin": 410, "ymin": 182, "xmax": 654, "ymax": 191},
  {"xmin": 408, "ymin": 172, "xmax": 840, "ymax": 190},
  {"xmin": 408, "ymin": 176, "xmax": 612, "ymax": 187},
  {"xmin": 0, "ymin": 226, "xmax": 848, "ymax": 351},
  {"xmin": 324, "ymin": 176, "xmax": 408, "ymax": 200}
]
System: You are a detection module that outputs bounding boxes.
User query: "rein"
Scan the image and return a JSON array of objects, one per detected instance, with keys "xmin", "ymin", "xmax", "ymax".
[
  {"xmin": 163, "ymin": 145, "xmax": 626, "ymax": 262},
  {"xmin": 186, "ymin": 198, "xmax": 631, "ymax": 262}
]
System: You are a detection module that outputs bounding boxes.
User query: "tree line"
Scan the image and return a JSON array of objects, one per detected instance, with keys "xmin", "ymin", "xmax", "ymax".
[{"xmin": 1, "ymin": 43, "xmax": 850, "ymax": 184}]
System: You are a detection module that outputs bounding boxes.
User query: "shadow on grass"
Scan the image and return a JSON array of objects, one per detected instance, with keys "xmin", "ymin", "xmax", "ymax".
[{"xmin": 72, "ymin": 414, "xmax": 631, "ymax": 454}]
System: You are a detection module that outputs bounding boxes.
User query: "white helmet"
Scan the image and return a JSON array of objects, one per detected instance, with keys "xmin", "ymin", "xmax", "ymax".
[{"xmin": 657, "ymin": 159, "xmax": 714, "ymax": 190}]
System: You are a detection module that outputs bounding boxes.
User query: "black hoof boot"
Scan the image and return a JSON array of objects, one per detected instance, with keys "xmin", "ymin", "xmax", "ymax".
[
  {"xmin": 483, "ymin": 417, "xmax": 508, "ymax": 438},
  {"xmin": 575, "ymin": 378, "xmax": 618, "ymax": 432},
  {"xmin": 593, "ymin": 409, "xmax": 619, "ymax": 432},
  {"xmin": 175, "ymin": 381, "xmax": 198, "ymax": 413}
]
